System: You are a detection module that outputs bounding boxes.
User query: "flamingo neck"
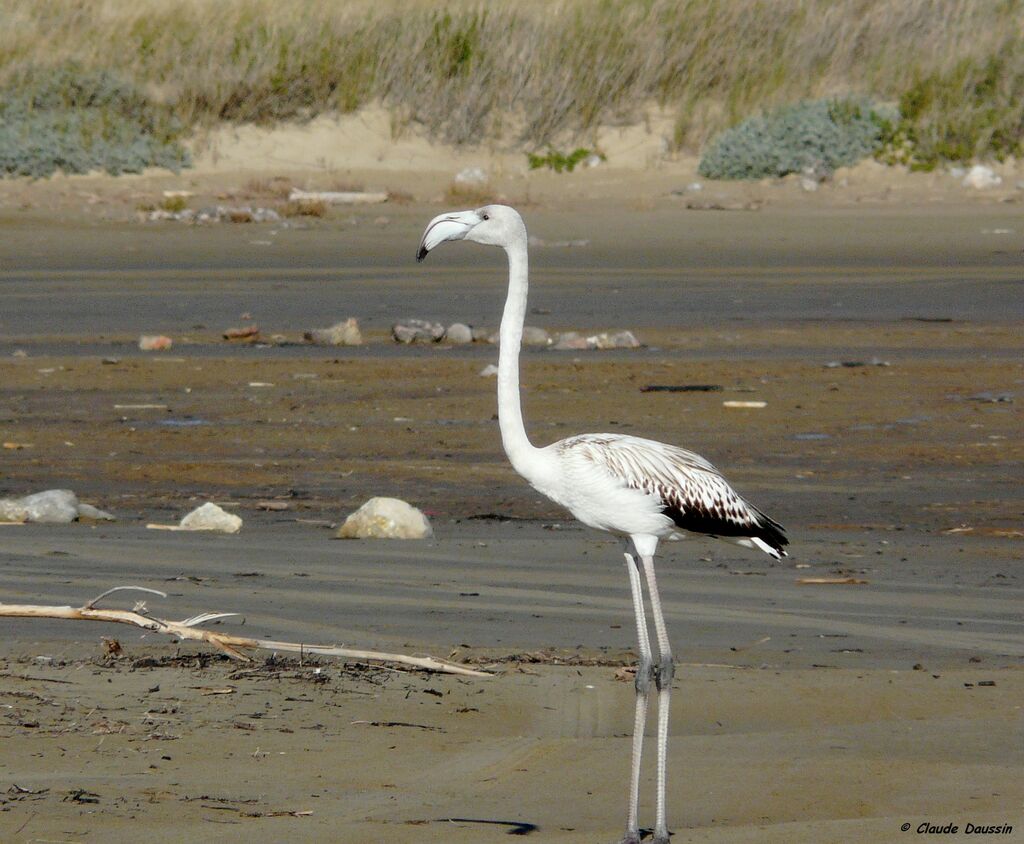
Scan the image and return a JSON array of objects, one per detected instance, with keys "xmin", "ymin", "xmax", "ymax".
[{"xmin": 497, "ymin": 234, "xmax": 546, "ymax": 482}]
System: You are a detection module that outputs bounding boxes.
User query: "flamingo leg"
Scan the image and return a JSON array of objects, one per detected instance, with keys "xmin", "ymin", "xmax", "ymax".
[
  {"xmin": 640, "ymin": 554, "xmax": 673, "ymax": 844},
  {"xmin": 619, "ymin": 551, "xmax": 653, "ymax": 844}
]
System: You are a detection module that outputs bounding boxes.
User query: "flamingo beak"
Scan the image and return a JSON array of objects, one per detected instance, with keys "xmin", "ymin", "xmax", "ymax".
[{"xmin": 416, "ymin": 210, "xmax": 477, "ymax": 261}]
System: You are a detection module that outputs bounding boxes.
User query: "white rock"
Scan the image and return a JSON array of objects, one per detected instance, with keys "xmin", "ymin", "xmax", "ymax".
[
  {"xmin": 179, "ymin": 502, "xmax": 242, "ymax": 533},
  {"xmin": 454, "ymin": 167, "xmax": 487, "ymax": 185},
  {"xmin": 0, "ymin": 499, "xmax": 29, "ymax": 522},
  {"xmin": 963, "ymin": 165, "xmax": 1001, "ymax": 189},
  {"xmin": 76, "ymin": 503, "xmax": 115, "ymax": 521},
  {"xmin": 444, "ymin": 323, "xmax": 473, "ymax": 344},
  {"xmin": 304, "ymin": 318, "xmax": 363, "ymax": 346},
  {"xmin": 687, "ymin": 181, "xmax": 703, "ymax": 192},
  {"xmin": 139, "ymin": 335, "xmax": 173, "ymax": 351},
  {"xmin": 589, "ymin": 330, "xmax": 641, "ymax": 349},
  {"xmin": 393, "ymin": 319, "xmax": 445, "ymax": 344},
  {"xmin": 479, "ymin": 364, "xmax": 499, "ymax": 377},
  {"xmin": 336, "ymin": 497, "xmax": 433, "ymax": 540},
  {"xmin": 522, "ymin": 326, "xmax": 551, "ymax": 346},
  {"xmin": 552, "ymin": 331, "xmax": 590, "ymax": 350},
  {"xmin": 800, "ymin": 177, "xmax": 819, "ymax": 192},
  {"xmin": 471, "ymin": 326, "xmax": 492, "ymax": 342},
  {"xmin": 19, "ymin": 490, "xmax": 80, "ymax": 523}
]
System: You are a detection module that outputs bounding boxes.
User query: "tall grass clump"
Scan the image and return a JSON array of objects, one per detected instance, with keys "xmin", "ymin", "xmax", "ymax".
[
  {"xmin": 0, "ymin": 0, "xmax": 1021, "ymax": 163},
  {"xmin": 698, "ymin": 98, "xmax": 892, "ymax": 179},
  {"xmin": 0, "ymin": 64, "xmax": 189, "ymax": 178}
]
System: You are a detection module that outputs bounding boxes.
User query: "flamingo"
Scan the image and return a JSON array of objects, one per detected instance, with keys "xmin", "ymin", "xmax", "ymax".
[{"xmin": 417, "ymin": 205, "xmax": 787, "ymax": 844}]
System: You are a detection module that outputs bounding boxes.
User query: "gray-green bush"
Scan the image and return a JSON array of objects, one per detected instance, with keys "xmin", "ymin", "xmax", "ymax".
[
  {"xmin": 0, "ymin": 65, "xmax": 189, "ymax": 178},
  {"xmin": 698, "ymin": 99, "xmax": 891, "ymax": 180}
]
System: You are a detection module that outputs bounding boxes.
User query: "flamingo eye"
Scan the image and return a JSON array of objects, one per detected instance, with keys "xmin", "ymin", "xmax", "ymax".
[{"xmin": 481, "ymin": 212, "xmax": 489, "ymax": 220}]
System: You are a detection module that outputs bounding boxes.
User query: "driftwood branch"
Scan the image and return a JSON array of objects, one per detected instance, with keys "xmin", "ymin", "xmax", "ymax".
[{"xmin": 0, "ymin": 589, "xmax": 489, "ymax": 678}]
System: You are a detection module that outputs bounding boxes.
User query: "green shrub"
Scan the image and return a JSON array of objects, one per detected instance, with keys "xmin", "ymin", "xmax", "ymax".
[
  {"xmin": 0, "ymin": 64, "xmax": 190, "ymax": 178},
  {"xmin": 527, "ymin": 147, "xmax": 599, "ymax": 173},
  {"xmin": 698, "ymin": 98, "xmax": 892, "ymax": 180},
  {"xmin": 876, "ymin": 51, "xmax": 1024, "ymax": 170}
]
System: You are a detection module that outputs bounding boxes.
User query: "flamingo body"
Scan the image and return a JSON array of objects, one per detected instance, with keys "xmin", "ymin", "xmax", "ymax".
[{"xmin": 418, "ymin": 205, "xmax": 787, "ymax": 844}]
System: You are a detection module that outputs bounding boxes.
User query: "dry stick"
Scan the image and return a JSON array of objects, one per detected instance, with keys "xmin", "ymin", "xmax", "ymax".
[{"xmin": 0, "ymin": 587, "xmax": 488, "ymax": 678}]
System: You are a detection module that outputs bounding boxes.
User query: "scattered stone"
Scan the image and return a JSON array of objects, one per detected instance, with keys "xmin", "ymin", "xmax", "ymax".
[
  {"xmin": 101, "ymin": 357, "xmax": 121, "ymax": 365},
  {"xmin": 178, "ymin": 502, "xmax": 243, "ymax": 534},
  {"xmin": 479, "ymin": 364, "xmax": 499, "ymax": 377},
  {"xmin": 145, "ymin": 205, "xmax": 282, "ymax": 224},
  {"xmin": 967, "ymin": 391, "xmax": 1014, "ymax": 403},
  {"xmin": 800, "ymin": 176, "xmax": 819, "ymax": 192},
  {"xmin": 139, "ymin": 335, "xmax": 173, "ymax": 351},
  {"xmin": 257, "ymin": 501, "xmax": 290, "ymax": 511},
  {"xmin": 588, "ymin": 330, "xmax": 640, "ymax": 349},
  {"xmin": 454, "ymin": 167, "xmax": 488, "ymax": 186},
  {"xmin": 304, "ymin": 318, "xmax": 363, "ymax": 346},
  {"xmin": 223, "ymin": 325, "xmax": 260, "ymax": 342},
  {"xmin": 336, "ymin": 497, "xmax": 433, "ymax": 540},
  {"xmin": 12, "ymin": 349, "xmax": 27, "ymax": 358},
  {"xmin": 723, "ymin": 401, "xmax": 767, "ymax": 409},
  {"xmin": 686, "ymin": 182, "xmax": 703, "ymax": 192},
  {"xmin": 288, "ymin": 188, "xmax": 388, "ymax": 205},
  {"xmin": 471, "ymin": 326, "xmax": 493, "ymax": 342},
  {"xmin": 444, "ymin": 323, "xmax": 473, "ymax": 345},
  {"xmin": 552, "ymin": 331, "xmax": 590, "ymax": 351},
  {"xmin": 522, "ymin": 326, "xmax": 551, "ymax": 347},
  {"xmin": 963, "ymin": 165, "xmax": 1001, "ymax": 189},
  {"xmin": 393, "ymin": 319, "xmax": 445, "ymax": 344}
]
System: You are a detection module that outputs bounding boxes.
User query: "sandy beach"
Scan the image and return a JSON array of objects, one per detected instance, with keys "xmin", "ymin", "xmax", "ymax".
[{"xmin": 0, "ymin": 149, "xmax": 1022, "ymax": 843}]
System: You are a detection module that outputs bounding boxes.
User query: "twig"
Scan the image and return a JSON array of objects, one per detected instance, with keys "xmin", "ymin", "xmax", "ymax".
[{"xmin": 0, "ymin": 589, "xmax": 489, "ymax": 678}]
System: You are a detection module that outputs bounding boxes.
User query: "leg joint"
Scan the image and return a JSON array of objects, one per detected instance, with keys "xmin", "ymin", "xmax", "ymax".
[
  {"xmin": 635, "ymin": 655, "xmax": 654, "ymax": 694},
  {"xmin": 655, "ymin": 652, "xmax": 675, "ymax": 690}
]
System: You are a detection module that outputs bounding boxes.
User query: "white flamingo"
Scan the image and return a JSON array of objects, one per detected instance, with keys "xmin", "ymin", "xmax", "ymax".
[{"xmin": 417, "ymin": 205, "xmax": 787, "ymax": 844}]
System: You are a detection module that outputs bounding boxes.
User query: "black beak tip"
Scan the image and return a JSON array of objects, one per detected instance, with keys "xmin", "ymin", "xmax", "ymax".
[{"xmin": 415, "ymin": 246, "xmax": 428, "ymax": 262}]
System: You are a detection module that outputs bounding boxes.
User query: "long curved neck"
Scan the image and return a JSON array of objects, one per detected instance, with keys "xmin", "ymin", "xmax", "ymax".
[{"xmin": 497, "ymin": 234, "xmax": 545, "ymax": 481}]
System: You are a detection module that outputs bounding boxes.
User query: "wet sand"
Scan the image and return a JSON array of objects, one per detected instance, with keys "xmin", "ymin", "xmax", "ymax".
[{"xmin": 1, "ymin": 201, "xmax": 1022, "ymax": 841}]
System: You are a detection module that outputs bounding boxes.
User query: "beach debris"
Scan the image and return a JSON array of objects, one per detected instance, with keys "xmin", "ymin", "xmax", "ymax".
[
  {"xmin": 479, "ymin": 364, "xmax": 499, "ymax": 377},
  {"xmin": 454, "ymin": 167, "xmax": 487, "ymax": 186},
  {"xmin": 444, "ymin": 322, "xmax": 473, "ymax": 345},
  {"xmin": 0, "ymin": 586, "xmax": 487, "ymax": 676},
  {"xmin": 138, "ymin": 334, "xmax": 173, "ymax": 351},
  {"xmin": 824, "ymin": 358, "xmax": 890, "ymax": 368},
  {"xmin": 962, "ymin": 165, "xmax": 1001, "ymax": 189},
  {"xmin": 723, "ymin": 400, "xmax": 767, "ymax": 408},
  {"xmin": 223, "ymin": 324, "xmax": 260, "ymax": 342},
  {"xmin": 641, "ymin": 385, "xmax": 723, "ymax": 393},
  {"xmin": 304, "ymin": 317, "xmax": 363, "ymax": 346},
  {"xmin": 682, "ymin": 198, "xmax": 763, "ymax": 211},
  {"xmin": 0, "ymin": 489, "xmax": 114, "ymax": 524},
  {"xmin": 147, "ymin": 502, "xmax": 241, "ymax": 533},
  {"xmin": 796, "ymin": 577, "xmax": 869, "ymax": 585},
  {"xmin": 288, "ymin": 188, "xmax": 388, "ymax": 205},
  {"xmin": 336, "ymin": 497, "xmax": 433, "ymax": 540},
  {"xmin": 393, "ymin": 319, "xmax": 445, "ymax": 343}
]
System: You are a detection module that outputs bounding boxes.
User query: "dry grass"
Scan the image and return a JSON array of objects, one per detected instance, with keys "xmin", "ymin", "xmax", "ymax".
[{"xmin": 0, "ymin": 0, "xmax": 1021, "ymax": 155}]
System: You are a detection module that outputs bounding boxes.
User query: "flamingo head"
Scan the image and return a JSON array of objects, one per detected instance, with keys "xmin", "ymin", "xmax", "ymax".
[{"xmin": 416, "ymin": 204, "xmax": 525, "ymax": 261}]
